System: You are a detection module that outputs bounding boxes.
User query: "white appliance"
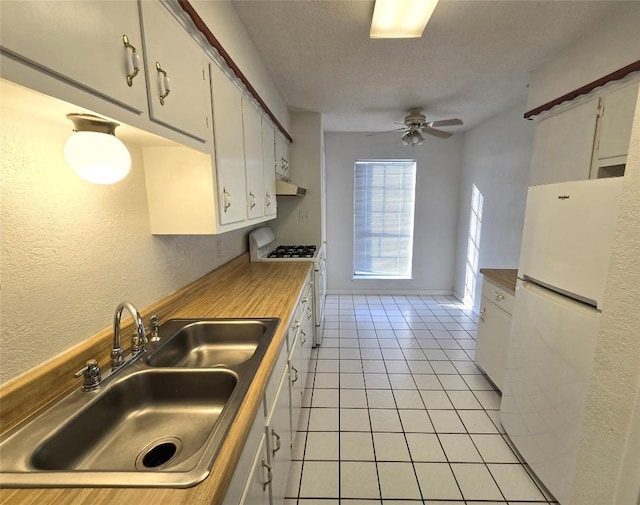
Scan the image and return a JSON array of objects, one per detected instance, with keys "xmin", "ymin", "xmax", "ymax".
[
  {"xmin": 249, "ymin": 227, "xmax": 326, "ymax": 346},
  {"xmin": 500, "ymin": 177, "xmax": 623, "ymax": 504}
]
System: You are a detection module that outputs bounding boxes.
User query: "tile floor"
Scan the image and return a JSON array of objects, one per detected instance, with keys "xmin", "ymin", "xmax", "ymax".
[{"xmin": 285, "ymin": 294, "xmax": 557, "ymax": 505}]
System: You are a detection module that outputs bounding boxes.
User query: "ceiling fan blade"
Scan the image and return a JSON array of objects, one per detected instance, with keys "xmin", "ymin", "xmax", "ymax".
[
  {"xmin": 422, "ymin": 126, "xmax": 453, "ymax": 139},
  {"xmin": 428, "ymin": 118, "xmax": 463, "ymax": 128},
  {"xmin": 366, "ymin": 127, "xmax": 406, "ymax": 137}
]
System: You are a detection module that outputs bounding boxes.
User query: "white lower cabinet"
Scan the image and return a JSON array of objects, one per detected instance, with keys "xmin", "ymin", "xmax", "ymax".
[
  {"xmin": 226, "ymin": 272, "xmax": 314, "ymax": 505},
  {"xmin": 265, "ymin": 367, "xmax": 292, "ymax": 505},
  {"xmin": 475, "ymin": 278, "xmax": 515, "ymax": 392},
  {"xmin": 239, "ymin": 433, "xmax": 271, "ymax": 505}
]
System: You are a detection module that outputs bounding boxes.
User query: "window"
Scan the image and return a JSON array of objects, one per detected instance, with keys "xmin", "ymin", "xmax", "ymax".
[
  {"xmin": 463, "ymin": 184, "xmax": 484, "ymax": 306},
  {"xmin": 353, "ymin": 160, "xmax": 417, "ymax": 279}
]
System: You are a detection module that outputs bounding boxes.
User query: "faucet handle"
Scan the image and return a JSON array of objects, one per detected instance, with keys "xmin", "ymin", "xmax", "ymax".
[
  {"xmin": 149, "ymin": 314, "xmax": 160, "ymax": 342},
  {"xmin": 131, "ymin": 332, "xmax": 146, "ymax": 354},
  {"xmin": 74, "ymin": 359, "xmax": 102, "ymax": 391}
]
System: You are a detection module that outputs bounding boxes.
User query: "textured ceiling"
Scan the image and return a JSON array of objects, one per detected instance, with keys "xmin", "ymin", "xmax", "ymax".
[{"xmin": 231, "ymin": 0, "xmax": 618, "ymax": 133}]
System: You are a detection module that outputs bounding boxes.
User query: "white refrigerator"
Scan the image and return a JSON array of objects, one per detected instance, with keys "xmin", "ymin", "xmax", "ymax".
[{"xmin": 500, "ymin": 177, "xmax": 623, "ymax": 504}]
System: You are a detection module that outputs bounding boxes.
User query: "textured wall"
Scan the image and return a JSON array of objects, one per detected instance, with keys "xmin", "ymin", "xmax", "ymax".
[
  {"xmin": 570, "ymin": 89, "xmax": 640, "ymax": 505},
  {"xmin": 190, "ymin": 0, "xmax": 290, "ymax": 131},
  {"xmin": 526, "ymin": 2, "xmax": 640, "ymax": 112},
  {"xmin": 452, "ymin": 101, "xmax": 533, "ymax": 311},
  {"xmin": 0, "ymin": 106, "xmax": 249, "ymax": 384},
  {"xmin": 272, "ymin": 111, "xmax": 323, "ymax": 246},
  {"xmin": 324, "ymin": 131, "xmax": 463, "ymax": 294}
]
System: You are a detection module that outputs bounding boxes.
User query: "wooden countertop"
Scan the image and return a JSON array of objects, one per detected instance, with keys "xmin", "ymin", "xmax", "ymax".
[
  {"xmin": 0, "ymin": 254, "xmax": 313, "ymax": 505},
  {"xmin": 479, "ymin": 268, "xmax": 518, "ymax": 294}
]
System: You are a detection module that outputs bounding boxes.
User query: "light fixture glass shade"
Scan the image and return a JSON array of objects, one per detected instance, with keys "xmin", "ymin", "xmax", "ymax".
[{"xmin": 64, "ymin": 114, "xmax": 131, "ymax": 184}]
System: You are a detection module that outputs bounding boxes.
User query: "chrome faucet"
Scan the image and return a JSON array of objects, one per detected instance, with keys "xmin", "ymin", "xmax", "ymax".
[{"xmin": 112, "ymin": 301, "xmax": 146, "ymax": 369}]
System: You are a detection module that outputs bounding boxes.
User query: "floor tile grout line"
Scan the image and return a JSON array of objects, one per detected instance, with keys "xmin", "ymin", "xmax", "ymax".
[{"xmin": 314, "ymin": 295, "xmax": 550, "ymax": 503}]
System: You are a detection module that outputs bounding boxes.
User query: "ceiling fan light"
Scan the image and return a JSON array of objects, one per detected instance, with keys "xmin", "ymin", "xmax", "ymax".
[{"xmin": 370, "ymin": 0, "xmax": 439, "ymax": 38}]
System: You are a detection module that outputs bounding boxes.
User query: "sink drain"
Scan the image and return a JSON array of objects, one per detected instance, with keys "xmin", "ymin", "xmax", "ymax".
[{"xmin": 136, "ymin": 437, "xmax": 182, "ymax": 470}]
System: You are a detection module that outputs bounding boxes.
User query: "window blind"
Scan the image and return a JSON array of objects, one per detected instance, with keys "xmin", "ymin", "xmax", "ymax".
[{"xmin": 353, "ymin": 160, "xmax": 417, "ymax": 279}]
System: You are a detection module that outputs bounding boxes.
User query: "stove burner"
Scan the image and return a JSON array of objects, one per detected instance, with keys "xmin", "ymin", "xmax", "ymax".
[{"xmin": 267, "ymin": 245, "xmax": 317, "ymax": 259}]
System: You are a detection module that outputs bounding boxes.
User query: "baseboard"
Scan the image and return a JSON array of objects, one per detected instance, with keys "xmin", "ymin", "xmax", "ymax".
[{"xmin": 326, "ymin": 289, "xmax": 454, "ymax": 296}]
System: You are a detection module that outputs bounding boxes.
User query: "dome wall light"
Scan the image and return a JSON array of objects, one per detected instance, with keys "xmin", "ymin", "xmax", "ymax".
[{"xmin": 64, "ymin": 113, "xmax": 131, "ymax": 184}]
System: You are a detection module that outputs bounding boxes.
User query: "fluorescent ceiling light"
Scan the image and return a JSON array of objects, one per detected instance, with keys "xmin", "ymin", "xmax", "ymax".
[{"xmin": 370, "ymin": 0, "xmax": 439, "ymax": 39}]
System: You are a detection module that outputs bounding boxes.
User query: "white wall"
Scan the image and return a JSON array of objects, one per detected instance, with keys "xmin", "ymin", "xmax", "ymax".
[
  {"xmin": 526, "ymin": 2, "xmax": 640, "ymax": 112},
  {"xmin": 272, "ymin": 111, "xmax": 323, "ymax": 245},
  {"xmin": 570, "ymin": 87, "xmax": 640, "ymax": 505},
  {"xmin": 453, "ymin": 101, "xmax": 533, "ymax": 311},
  {"xmin": 190, "ymin": 0, "xmax": 290, "ymax": 131},
  {"xmin": 0, "ymin": 104, "xmax": 249, "ymax": 385},
  {"xmin": 324, "ymin": 132, "xmax": 463, "ymax": 294}
]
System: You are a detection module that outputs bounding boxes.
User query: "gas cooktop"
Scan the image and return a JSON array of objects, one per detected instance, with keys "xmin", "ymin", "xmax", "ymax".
[{"xmin": 266, "ymin": 245, "xmax": 317, "ymax": 258}]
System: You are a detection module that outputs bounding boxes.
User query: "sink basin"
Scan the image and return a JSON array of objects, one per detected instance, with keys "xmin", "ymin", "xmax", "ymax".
[
  {"xmin": 147, "ymin": 319, "xmax": 278, "ymax": 368},
  {"xmin": 32, "ymin": 369, "xmax": 237, "ymax": 472},
  {"xmin": 0, "ymin": 317, "xmax": 280, "ymax": 488}
]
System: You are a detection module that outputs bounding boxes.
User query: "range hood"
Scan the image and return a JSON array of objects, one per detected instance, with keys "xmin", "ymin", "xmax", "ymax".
[{"xmin": 276, "ymin": 179, "xmax": 306, "ymax": 196}]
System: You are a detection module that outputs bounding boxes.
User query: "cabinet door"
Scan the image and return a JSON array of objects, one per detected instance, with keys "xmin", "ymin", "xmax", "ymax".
[
  {"xmin": 211, "ymin": 63, "xmax": 248, "ymax": 225},
  {"xmin": 262, "ymin": 120, "xmax": 277, "ymax": 217},
  {"xmin": 242, "ymin": 99, "xmax": 265, "ymax": 220},
  {"xmin": 0, "ymin": 0, "xmax": 147, "ymax": 113},
  {"xmin": 596, "ymin": 82, "xmax": 639, "ymax": 164},
  {"xmin": 298, "ymin": 290, "xmax": 314, "ymax": 391},
  {"xmin": 266, "ymin": 369, "xmax": 293, "ymax": 505},
  {"xmin": 238, "ymin": 433, "xmax": 271, "ymax": 505},
  {"xmin": 529, "ymin": 99, "xmax": 599, "ymax": 186},
  {"xmin": 288, "ymin": 332, "xmax": 303, "ymax": 444},
  {"xmin": 475, "ymin": 300, "xmax": 511, "ymax": 391},
  {"xmin": 139, "ymin": 1, "xmax": 210, "ymax": 141},
  {"xmin": 275, "ymin": 132, "xmax": 290, "ymax": 179}
]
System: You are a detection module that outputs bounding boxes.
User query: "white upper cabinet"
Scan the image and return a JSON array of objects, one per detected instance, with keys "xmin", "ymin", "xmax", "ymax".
[
  {"xmin": 594, "ymin": 82, "xmax": 639, "ymax": 171},
  {"xmin": 0, "ymin": 0, "xmax": 147, "ymax": 113},
  {"xmin": 210, "ymin": 62, "xmax": 248, "ymax": 226},
  {"xmin": 242, "ymin": 99, "xmax": 266, "ymax": 221},
  {"xmin": 139, "ymin": 1, "xmax": 210, "ymax": 142},
  {"xmin": 275, "ymin": 132, "xmax": 290, "ymax": 180},
  {"xmin": 529, "ymin": 99, "xmax": 599, "ymax": 186},
  {"xmin": 262, "ymin": 120, "xmax": 277, "ymax": 217}
]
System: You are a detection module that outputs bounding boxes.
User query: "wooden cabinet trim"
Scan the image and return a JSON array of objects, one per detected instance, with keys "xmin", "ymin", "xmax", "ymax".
[
  {"xmin": 524, "ymin": 60, "xmax": 640, "ymax": 120},
  {"xmin": 177, "ymin": 0, "xmax": 293, "ymax": 143}
]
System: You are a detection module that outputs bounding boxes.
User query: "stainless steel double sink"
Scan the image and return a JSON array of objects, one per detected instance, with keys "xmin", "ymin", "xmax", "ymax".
[{"xmin": 0, "ymin": 318, "xmax": 279, "ymax": 488}]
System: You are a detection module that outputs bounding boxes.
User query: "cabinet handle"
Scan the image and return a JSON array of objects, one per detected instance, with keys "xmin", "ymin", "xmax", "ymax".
[
  {"xmin": 300, "ymin": 330, "xmax": 306, "ymax": 344},
  {"xmin": 271, "ymin": 429, "xmax": 281, "ymax": 456},
  {"xmin": 266, "ymin": 192, "xmax": 272, "ymax": 207},
  {"xmin": 223, "ymin": 187, "xmax": 232, "ymax": 212},
  {"xmin": 291, "ymin": 365, "xmax": 299, "ymax": 384},
  {"xmin": 249, "ymin": 191, "xmax": 256, "ymax": 209},
  {"xmin": 479, "ymin": 307, "xmax": 486, "ymax": 323},
  {"xmin": 155, "ymin": 62, "xmax": 171, "ymax": 105},
  {"xmin": 307, "ymin": 306, "xmax": 313, "ymax": 320},
  {"xmin": 261, "ymin": 459, "xmax": 272, "ymax": 491},
  {"xmin": 494, "ymin": 292, "xmax": 505, "ymax": 301},
  {"xmin": 122, "ymin": 35, "xmax": 140, "ymax": 87}
]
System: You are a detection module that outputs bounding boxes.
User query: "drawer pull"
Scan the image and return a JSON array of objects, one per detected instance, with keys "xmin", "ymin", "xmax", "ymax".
[
  {"xmin": 479, "ymin": 307, "xmax": 486, "ymax": 323},
  {"xmin": 290, "ymin": 365, "xmax": 299, "ymax": 384},
  {"xmin": 271, "ymin": 429, "xmax": 281, "ymax": 456},
  {"xmin": 122, "ymin": 35, "xmax": 140, "ymax": 87},
  {"xmin": 494, "ymin": 292, "xmax": 505, "ymax": 301},
  {"xmin": 261, "ymin": 459, "xmax": 272, "ymax": 490},
  {"xmin": 155, "ymin": 62, "xmax": 171, "ymax": 105}
]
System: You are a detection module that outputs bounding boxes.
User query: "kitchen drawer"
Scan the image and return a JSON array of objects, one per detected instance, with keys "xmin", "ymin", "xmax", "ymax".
[{"xmin": 481, "ymin": 278, "xmax": 514, "ymax": 315}]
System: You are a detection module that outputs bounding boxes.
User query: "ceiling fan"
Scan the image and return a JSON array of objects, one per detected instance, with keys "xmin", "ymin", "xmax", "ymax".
[{"xmin": 371, "ymin": 108, "xmax": 463, "ymax": 146}]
